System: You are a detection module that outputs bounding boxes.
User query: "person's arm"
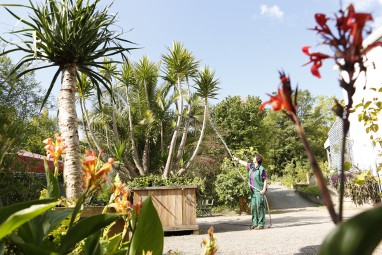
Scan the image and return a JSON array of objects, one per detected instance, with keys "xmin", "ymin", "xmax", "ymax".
[
  {"xmin": 260, "ymin": 178, "xmax": 267, "ymax": 195},
  {"xmin": 232, "ymin": 156, "xmax": 247, "ymax": 167}
]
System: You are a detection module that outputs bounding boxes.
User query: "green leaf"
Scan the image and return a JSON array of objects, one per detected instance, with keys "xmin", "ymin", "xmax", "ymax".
[
  {"xmin": 358, "ymin": 113, "xmax": 363, "ymax": 122},
  {"xmin": 17, "ymin": 209, "xmax": 73, "ymax": 245},
  {"xmin": 60, "ymin": 213, "xmax": 121, "ymax": 253},
  {"xmin": 0, "ymin": 199, "xmax": 55, "ymax": 224},
  {"xmin": 129, "ymin": 196, "xmax": 164, "ymax": 255},
  {"xmin": 44, "ymin": 158, "xmax": 60, "ymax": 199},
  {"xmin": 355, "ymin": 170, "xmax": 371, "ymax": 185},
  {"xmin": 83, "ymin": 231, "xmax": 102, "ymax": 255},
  {"xmin": 344, "ymin": 161, "xmax": 351, "ymax": 172},
  {"xmin": 10, "ymin": 242, "xmax": 58, "ymax": 255},
  {"xmin": 319, "ymin": 206, "xmax": 382, "ymax": 255},
  {"xmin": 364, "ymin": 101, "xmax": 372, "ymax": 109},
  {"xmin": 0, "ymin": 201, "xmax": 58, "ymax": 240},
  {"xmin": 101, "ymin": 233, "xmax": 123, "ymax": 254}
]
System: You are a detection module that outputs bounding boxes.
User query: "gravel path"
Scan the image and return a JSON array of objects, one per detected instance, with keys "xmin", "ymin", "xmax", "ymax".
[{"xmin": 163, "ymin": 184, "xmax": 382, "ymax": 255}]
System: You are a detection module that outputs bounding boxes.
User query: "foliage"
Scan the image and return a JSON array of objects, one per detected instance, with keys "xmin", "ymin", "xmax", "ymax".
[
  {"xmin": 127, "ymin": 173, "xmax": 204, "ymax": 190},
  {"xmin": 262, "ymin": 90, "xmax": 334, "ymax": 176},
  {"xmin": 355, "ymin": 88, "xmax": 382, "ymax": 146},
  {"xmin": 214, "ymin": 158, "xmax": 249, "ymax": 208},
  {"xmin": 280, "ymin": 160, "xmax": 311, "ymax": 187},
  {"xmin": 330, "ymin": 172, "xmax": 381, "ymax": 206},
  {"xmin": 299, "ymin": 185, "xmax": 321, "ymax": 196},
  {"xmin": 212, "ymin": 95, "xmax": 266, "ymax": 151}
]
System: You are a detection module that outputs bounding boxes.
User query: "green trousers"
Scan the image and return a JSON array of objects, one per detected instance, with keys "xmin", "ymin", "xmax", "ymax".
[{"xmin": 251, "ymin": 192, "xmax": 265, "ymax": 227}]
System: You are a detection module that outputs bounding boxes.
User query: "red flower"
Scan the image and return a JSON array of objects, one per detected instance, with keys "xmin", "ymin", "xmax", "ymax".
[
  {"xmin": 260, "ymin": 73, "xmax": 296, "ymax": 114},
  {"xmin": 302, "ymin": 46, "xmax": 330, "ymax": 78},
  {"xmin": 259, "ymin": 88, "xmax": 286, "ymax": 112}
]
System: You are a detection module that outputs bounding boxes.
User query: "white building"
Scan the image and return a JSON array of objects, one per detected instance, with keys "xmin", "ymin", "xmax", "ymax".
[{"xmin": 325, "ymin": 27, "xmax": 382, "ymax": 176}]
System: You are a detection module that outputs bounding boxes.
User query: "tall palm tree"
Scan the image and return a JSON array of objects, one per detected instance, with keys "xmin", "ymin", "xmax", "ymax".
[
  {"xmin": 0, "ymin": 0, "xmax": 135, "ymax": 199},
  {"xmin": 178, "ymin": 66, "xmax": 220, "ymax": 175},
  {"xmin": 133, "ymin": 56, "xmax": 160, "ymax": 172},
  {"xmin": 161, "ymin": 42, "xmax": 199, "ymax": 177}
]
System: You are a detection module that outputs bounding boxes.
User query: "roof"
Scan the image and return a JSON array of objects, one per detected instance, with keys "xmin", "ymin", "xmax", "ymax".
[{"xmin": 17, "ymin": 150, "xmax": 63, "ymax": 173}]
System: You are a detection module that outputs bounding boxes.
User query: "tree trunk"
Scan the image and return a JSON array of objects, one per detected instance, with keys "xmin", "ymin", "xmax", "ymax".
[
  {"xmin": 178, "ymin": 100, "xmax": 208, "ymax": 175},
  {"xmin": 125, "ymin": 88, "xmax": 145, "ymax": 175},
  {"xmin": 175, "ymin": 77, "xmax": 192, "ymax": 167},
  {"xmin": 80, "ymin": 97, "xmax": 103, "ymax": 152},
  {"xmin": 58, "ymin": 64, "xmax": 82, "ymax": 200},
  {"xmin": 163, "ymin": 76, "xmax": 183, "ymax": 177}
]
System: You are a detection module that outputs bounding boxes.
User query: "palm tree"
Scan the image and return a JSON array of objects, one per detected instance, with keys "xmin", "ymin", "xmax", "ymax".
[
  {"xmin": 133, "ymin": 56, "xmax": 160, "ymax": 173},
  {"xmin": 161, "ymin": 42, "xmax": 199, "ymax": 177},
  {"xmin": 178, "ymin": 66, "xmax": 220, "ymax": 175},
  {"xmin": 0, "ymin": 0, "xmax": 135, "ymax": 199}
]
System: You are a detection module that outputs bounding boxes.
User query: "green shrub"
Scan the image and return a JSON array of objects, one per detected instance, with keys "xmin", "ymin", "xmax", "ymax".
[
  {"xmin": 214, "ymin": 158, "xmax": 249, "ymax": 208},
  {"xmin": 127, "ymin": 173, "xmax": 204, "ymax": 191},
  {"xmin": 330, "ymin": 172, "xmax": 381, "ymax": 206},
  {"xmin": 299, "ymin": 185, "xmax": 321, "ymax": 196}
]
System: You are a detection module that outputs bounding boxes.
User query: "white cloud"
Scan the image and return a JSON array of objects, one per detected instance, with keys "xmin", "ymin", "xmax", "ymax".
[
  {"xmin": 344, "ymin": 0, "xmax": 378, "ymax": 11},
  {"xmin": 260, "ymin": 5, "xmax": 284, "ymax": 20}
]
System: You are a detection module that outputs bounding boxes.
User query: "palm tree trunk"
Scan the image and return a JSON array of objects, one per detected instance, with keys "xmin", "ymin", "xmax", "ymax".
[
  {"xmin": 79, "ymin": 99, "xmax": 93, "ymax": 150},
  {"xmin": 178, "ymin": 100, "xmax": 208, "ymax": 175},
  {"xmin": 58, "ymin": 64, "xmax": 82, "ymax": 200},
  {"xmin": 142, "ymin": 137, "xmax": 150, "ymax": 173},
  {"xmin": 126, "ymin": 88, "xmax": 145, "ymax": 175},
  {"xmin": 175, "ymin": 77, "xmax": 192, "ymax": 166},
  {"xmin": 163, "ymin": 76, "xmax": 183, "ymax": 177},
  {"xmin": 110, "ymin": 87, "xmax": 120, "ymax": 141},
  {"xmin": 80, "ymin": 98, "xmax": 103, "ymax": 152}
]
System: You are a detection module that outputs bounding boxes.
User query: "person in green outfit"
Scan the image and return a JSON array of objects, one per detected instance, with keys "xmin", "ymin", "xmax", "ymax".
[{"xmin": 233, "ymin": 154, "xmax": 268, "ymax": 230}]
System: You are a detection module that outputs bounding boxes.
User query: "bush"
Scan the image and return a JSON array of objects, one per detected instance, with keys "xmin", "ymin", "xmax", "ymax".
[
  {"xmin": 214, "ymin": 158, "xmax": 249, "ymax": 208},
  {"xmin": 127, "ymin": 173, "xmax": 204, "ymax": 190},
  {"xmin": 299, "ymin": 185, "xmax": 321, "ymax": 196},
  {"xmin": 330, "ymin": 172, "xmax": 381, "ymax": 206}
]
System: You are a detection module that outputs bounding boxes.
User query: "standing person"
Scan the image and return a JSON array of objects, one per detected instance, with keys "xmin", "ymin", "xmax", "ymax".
[{"xmin": 233, "ymin": 154, "xmax": 268, "ymax": 229}]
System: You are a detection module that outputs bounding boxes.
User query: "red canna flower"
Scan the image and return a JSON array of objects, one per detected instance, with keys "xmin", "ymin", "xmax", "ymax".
[
  {"xmin": 260, "ymin": 72, "xmax": 297, "ymax": 115},
  {"xmin": 81, "ymin": 150, "xmax": 114, "ymax": 191},
  {"xmin": 259, "ymin": 88, "xmax": 286, "ymax": 112},
  {"xmin": 302, "ymin": 46, "xmax": 330, "ymax": 78},
  {"xmin": 43, "ymin": 133, "xmax": 66, "ymax": 162},
  {"xmin": 303, "ymin": 4, "xmax": 379, "ymax": 83}
]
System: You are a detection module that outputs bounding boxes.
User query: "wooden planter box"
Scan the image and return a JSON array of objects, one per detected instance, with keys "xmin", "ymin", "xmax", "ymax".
[{"xmin": 132, "ymin": 186, "xmax": 198, "ymax": 233}]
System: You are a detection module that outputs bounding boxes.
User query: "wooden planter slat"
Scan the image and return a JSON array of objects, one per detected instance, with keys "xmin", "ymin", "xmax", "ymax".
[{"xmin": 133, "ymin": 186, "xmax": 198, "ymax": 233}]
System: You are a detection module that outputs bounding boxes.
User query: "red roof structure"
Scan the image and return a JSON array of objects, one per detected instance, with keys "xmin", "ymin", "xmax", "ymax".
[{"xmin": 17, "ymin": 150, "xmax": 64, "ymax": 173}]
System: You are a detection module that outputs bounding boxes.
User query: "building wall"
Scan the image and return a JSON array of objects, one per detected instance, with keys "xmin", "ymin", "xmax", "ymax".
[{"xmin": 345, "ymin": 44, "xmax": 382, "ymax": 175}]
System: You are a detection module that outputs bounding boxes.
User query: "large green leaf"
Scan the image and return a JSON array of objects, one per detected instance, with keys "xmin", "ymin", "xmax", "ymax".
[
  {"xmin": 9, "ymin": 242, "xmax": 58, "ymax": 255},
  {"xmin": 17, "ymin": 209, "xmax": 73, "ymax": 245},
  {"xmin": 129, "ymin": 196, "xmax": 164, "ymax": 255},
  {"xmin": 0, "ymin": 199, "xmax": 55, "ymax": 224},
  {"xmin": 60, "ymin": 213, "xmax": 121, "ymax": 253},
  {"xmin": 320, "ymin": 206, "xmax": 382, "ymax": 255},
  {"xmin": 83, "ymin": 231, "xmax": 102, "ymax": 255},
  {"xmin": 0, "ymin": 201, "xmax": 59, "ymax": 240}
]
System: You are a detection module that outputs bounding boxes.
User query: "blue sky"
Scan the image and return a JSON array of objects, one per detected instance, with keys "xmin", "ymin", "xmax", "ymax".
[{"xmin": 1, "ymin": 0, "xmax": 382, "ymax": 104}]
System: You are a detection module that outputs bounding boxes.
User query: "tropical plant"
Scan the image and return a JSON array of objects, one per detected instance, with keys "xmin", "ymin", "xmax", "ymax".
[
  {"xmin": 178, "ymin": 66, "xmax": 220, "ymax": 174},
  {"xmin": 0, "ymin": 0, "xmax": 135, "ymax": 200},
  {"xmin": 162, "ymin": 41, "xmax": 199, "ymax": 177}
]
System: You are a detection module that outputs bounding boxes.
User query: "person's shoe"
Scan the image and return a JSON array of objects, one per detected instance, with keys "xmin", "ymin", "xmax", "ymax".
[
  {"xmin": 249, "ymin": 225, "xmax": 257, "ymax": 230},
  {"xmin": 254, "ymin": 226, "xmax": 265, "ymax": 230}
]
